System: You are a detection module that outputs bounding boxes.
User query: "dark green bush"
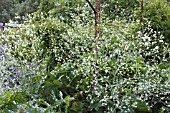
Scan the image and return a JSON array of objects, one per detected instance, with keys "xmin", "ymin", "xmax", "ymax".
[{"xmin": 143, "ymin": 0, "xmax": 170, "ymax": 44}]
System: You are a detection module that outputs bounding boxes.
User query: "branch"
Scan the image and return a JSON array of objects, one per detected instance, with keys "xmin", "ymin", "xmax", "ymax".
[{"xmin": 86, "ymin": 0, "xmax": 96, "ymax": 14}]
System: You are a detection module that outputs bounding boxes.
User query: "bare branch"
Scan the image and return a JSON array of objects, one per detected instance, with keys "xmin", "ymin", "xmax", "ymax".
[{"xmin": 86, "ymin": 0, "xmax": 96, "ymax": 14}]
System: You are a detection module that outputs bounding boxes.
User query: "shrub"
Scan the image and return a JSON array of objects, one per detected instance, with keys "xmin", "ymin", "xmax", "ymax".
[{"xmin": 0, "ymin": 5, "xmax": 169, "ymax": 113}]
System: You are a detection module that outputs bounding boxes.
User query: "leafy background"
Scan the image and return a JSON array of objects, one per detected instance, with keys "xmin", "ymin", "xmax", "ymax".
[{"xmin": 0, "ymin": 0, "xmax": 170, "ymax": 113}]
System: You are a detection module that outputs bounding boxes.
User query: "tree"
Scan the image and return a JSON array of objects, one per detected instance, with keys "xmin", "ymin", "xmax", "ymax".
[
  {"xmin": 86, "ymin": 0, "xmax": 100, "ymax": 93},
  {"xmin": 0, "ymin": 0, "xmax": 15, "ymax": 22},
  {"xmin": 0, "ymin": 0, "xmax": 40, "ymax": 23},
  {"xmin": 14, "ymin": 0, "xmax": 40, "ymax": 23}
]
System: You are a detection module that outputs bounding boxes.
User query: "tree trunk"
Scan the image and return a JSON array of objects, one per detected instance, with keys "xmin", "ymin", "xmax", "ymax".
[
  {"xmin": 93, "ymin": 0, "xmax": 100, "ymax": 94},
  {"xmin": 94, "ymin": 0, "xmax": 100, "ymax": 55},
  {"xmin": 140, "ymin": 0, "xmax": 143, "ymax": 36},
  {"xmin": 86, "ymin": 0, "xmax": 100, "ymax": 94}
]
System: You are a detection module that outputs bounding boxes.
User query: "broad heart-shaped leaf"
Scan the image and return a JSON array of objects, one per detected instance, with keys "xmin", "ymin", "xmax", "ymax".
[
  {"xmin": 88, "ymin": 98, "xmax": 105, "ymax": 111},
  {"xmin": 44, "ymin": 81, "xmax": 53, "ymax": 87},
  {"xmin": 133, "ymin": 100, "xmax": 152, "ymax": 112},
  {"xmin": 136, "ymin": 57, "xmax": 144, "ymax": 64},
  {"xmin": 53, "ymin": 80, "xmax": 62, "ymax": 86},
  {"xmin": 159, "ymin": 63, "xmax": 168, "ymax": 69}
]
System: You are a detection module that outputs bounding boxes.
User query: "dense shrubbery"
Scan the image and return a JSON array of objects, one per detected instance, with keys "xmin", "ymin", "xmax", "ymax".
[
  {"xmin": 0, "ymin": 0, "xmax": 40, "ymax": 23},
  {"xmin": 142, "ymin": 0, "xmax": 170, "ymax": 44},
  {"xmin": 102, "ymin": 0, "xmax": 139, "ymax": 20},
  {"xmin": 0, "ymin": 0, "xmax": 170, "ymax": 113}
]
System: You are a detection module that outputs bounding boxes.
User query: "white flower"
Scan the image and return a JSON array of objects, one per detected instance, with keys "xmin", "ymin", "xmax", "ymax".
[{"xmin": 154, "ymin": 46, "xmax": 159, "ymax": 50}]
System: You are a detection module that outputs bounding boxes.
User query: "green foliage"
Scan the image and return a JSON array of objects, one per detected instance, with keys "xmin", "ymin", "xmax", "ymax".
[
  {"xmin": 14, "ymin": 0, "xmax": 40, "ymax": 23},
  {"xmin": 138, "ymin": 22, "xmax": 169, "ymax": 64},
  {"xmin": 143, "ymin": 0, "xmax": 170, "ymax": 44},
  {"xmin": 0, "ymin": 0, "xmax": 40, "ymax": 23},
  {"xmin": 39, "ymin": 0, "xmax": 94, "ymax": 26},
  {"xmin": 0, "ymin": 0, "xmax": 170, "ymax": 113},
  {"xmin": 0, "ymin": 0, "xmax": 15, "ymax": 23},
  {"xmin": 102, "ymin": 0, "xmax": 139, "ymax": 20}
]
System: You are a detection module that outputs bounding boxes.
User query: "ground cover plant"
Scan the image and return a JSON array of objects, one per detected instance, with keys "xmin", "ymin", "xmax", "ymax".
[{"xmin": 0, "ymin": 0, "xmax": 170, "ymax": 113}]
